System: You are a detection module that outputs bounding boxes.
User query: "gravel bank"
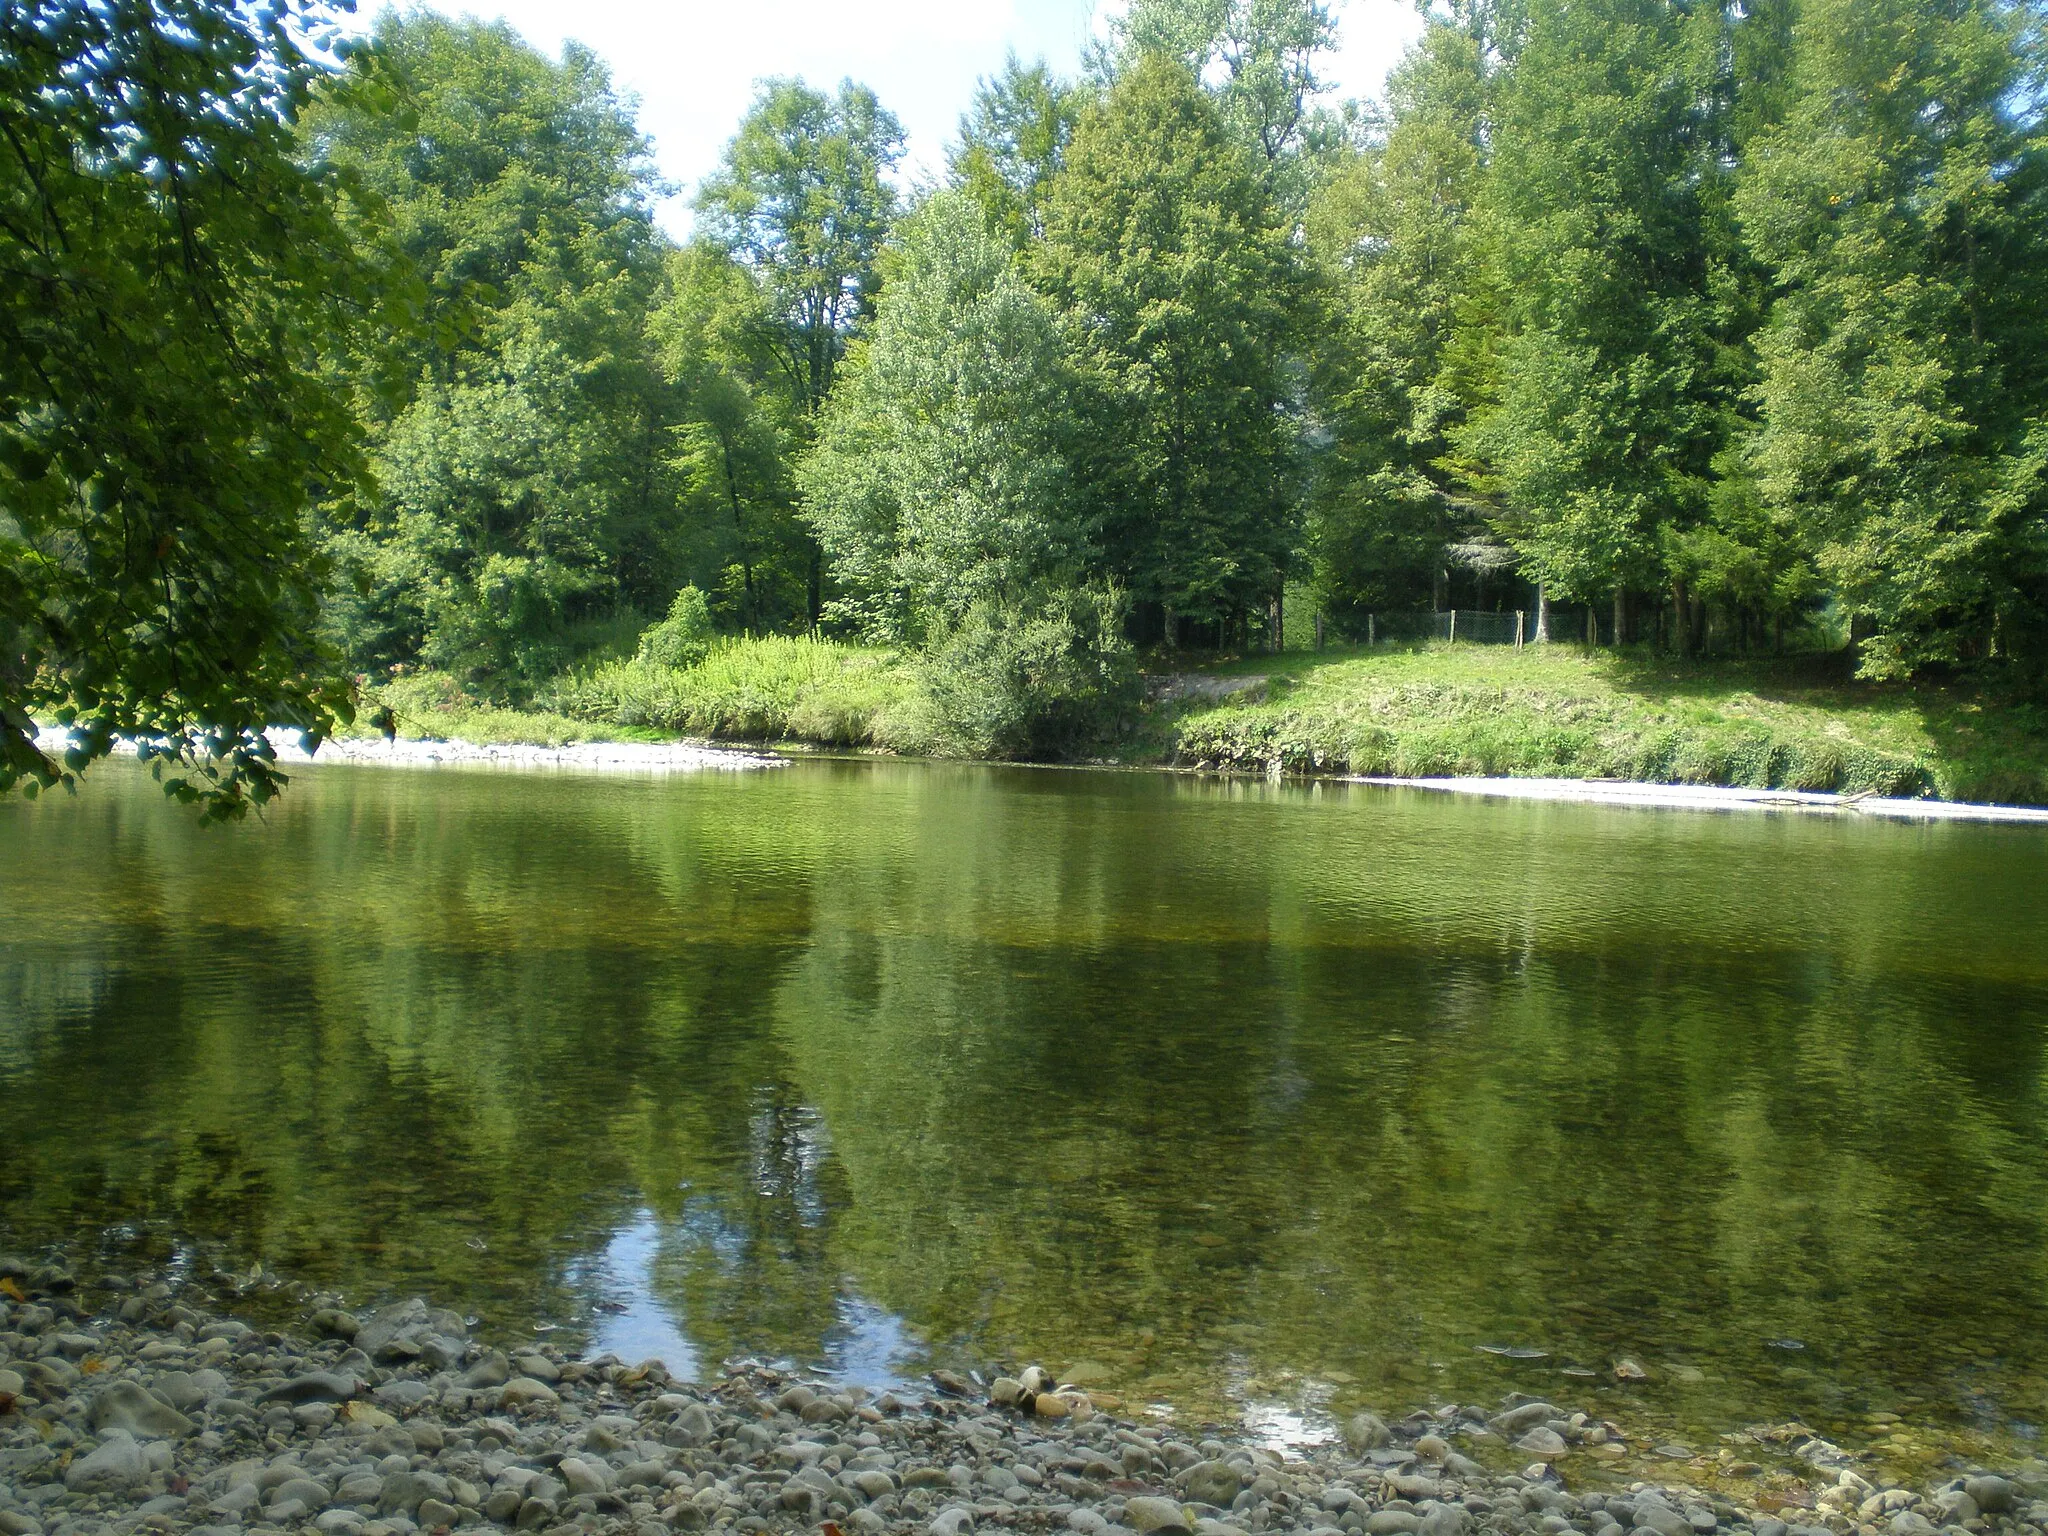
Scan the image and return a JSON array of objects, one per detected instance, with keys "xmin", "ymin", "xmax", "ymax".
[
  {"xmin": 1354, "ymin": 778, "xmax": 2048, "ymax": 825},
  {"xmin": 29, "ymin": 730, "xmax": 785, "ymax": 776},
  {"xmin": 2, "ymin": 1259, "xmax": 2044, "ymax": 1536}
]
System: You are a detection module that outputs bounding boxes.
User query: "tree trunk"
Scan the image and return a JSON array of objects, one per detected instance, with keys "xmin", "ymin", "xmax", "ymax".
[
  {"xmin": 1671, "ymin": 578, "xmax": 1691, "ymax": 657},
  {"xmin": 1535, "ymin": 583, "xmax": 1550, "ymax": 643},
  {"xmin": 1612, "ymin": 589, "xmax": 1625, "ymax": 648}
]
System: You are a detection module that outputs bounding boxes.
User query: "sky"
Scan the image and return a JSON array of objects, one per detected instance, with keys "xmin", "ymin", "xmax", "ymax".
[{"xmin": 345, "ymin": 0, "xmax": 1427, "ymax": 234}]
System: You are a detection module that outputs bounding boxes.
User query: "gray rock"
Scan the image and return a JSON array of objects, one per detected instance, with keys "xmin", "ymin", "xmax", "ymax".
[
  {"xmin": 500, "ymin": 1377, "xmax": 561, "ymax": 1409},
  {"xmin": 1890, "ymin": 1515, "xmax": 1937, "ymax": 1536},
  {"xmin": 64, "ymin": 1433, "xmax": 147, "ymax": 1494},
  {"xmin": 272, "ymin": 1478, "xmax": 334, "ymax": 1511},
  {"xmin": 1126, "ymin": 1497, "xmax": 1195, "ymax": 1535},
  {"xmin": 557, "ymin": 1458, "xmax": 608, "ymax": 1497},
  {"xmin": 1635, "ymin": 1507, "xmax": 1695, "ymax": 1536},
  {"xmin": 1181, "ymin": 1463, "xmax": 1244, "ymax": 1508},
  {"xmin": 1930, "ymin": 1491, "xmax": 1977, "ymax": 1525},
  {"xmin": 1490, "ymin": 1404, "xmax": 1561, "ymax": 1437},
  {"xmin": 89, "ymin": 1379, "xmax": 193, "ymax": 1439},
  {"xmin": 379, "ymin": 1471, "xmax": 452, "ymax": 1516},
  {"xmin": 459, "ymin": 1352, "xmax": 509, "ymax": 1391},
  {"xmin": 511, "ymin": 1353, "xmax": 562, "ymax": 1385},
  {"xmin": 418, "ymin": 1497, "xmax": 461, "ymax": 1528},
  {"xmin": 1964, "ymin": 1479, "xmax": 2014, "ymax": 1515},
  {"xmin": 1344, "ymin": 1415, "xmax": 1392, "ymax": 1453},
  {"xmin": 1421, "ymin": 1504, "xmax": 1471, "ymax": 1536},
  {"xmin": 374, "ymin": 1379, "xmax": 434, "ymax": 1409},
  {"xmin": 259, "ymin": 1372, "xmax": 360, "ymax": 1406},
  {"xmin": 1515, "ymin": 1429, "xmax": 1567, "ymax": 1460},
  {"xmin": 153, "ymin": 1368, "xmax": 229, "ymax": 1411},
  {"xmin": 1369, "ymin": 1514, "xmax": 1421, "ymax": 1535},
  {"xmin": 0, "ymin": 1512, "xmax": 42, "ymax": 1536},
  {"xmin": 931, "ymin": 1510, "xmax": 976, "ymax": 1536}
]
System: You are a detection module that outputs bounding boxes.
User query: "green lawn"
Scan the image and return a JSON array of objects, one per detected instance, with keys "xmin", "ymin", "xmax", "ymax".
[{"xmin": 1157, "ymin": 642, "xmax": 2048, "ymax": 803}]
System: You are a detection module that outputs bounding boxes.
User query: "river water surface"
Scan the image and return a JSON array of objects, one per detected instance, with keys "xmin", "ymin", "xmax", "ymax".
[{"xmin": 3, "ymin": 756, "xmax": 2045, "ymax": 1470}]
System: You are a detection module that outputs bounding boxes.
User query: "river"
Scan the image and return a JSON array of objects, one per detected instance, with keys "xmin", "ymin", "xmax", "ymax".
[{"xmin": 2, "ymin": 754, "xmax": 2044, "ymax": 1476}]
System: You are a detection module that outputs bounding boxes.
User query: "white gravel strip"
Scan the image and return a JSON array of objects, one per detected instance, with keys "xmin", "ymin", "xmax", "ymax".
[
  {"xmin": 34, "ymin": 727, "xmax": 784, "ymax": 774},
  {"xmin": 1357, "ymin": 775, "xmax": 2048, "ymax": 825}
]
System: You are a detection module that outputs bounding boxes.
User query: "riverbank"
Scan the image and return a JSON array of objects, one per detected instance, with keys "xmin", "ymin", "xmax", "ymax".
[
  {"xmin": 345, "ymin": 643, "xmax": 2048, "ymax": 809},
  {"xmin": 2, "ymin": 1256, "xmax": 2043, "ymax": 1536}
]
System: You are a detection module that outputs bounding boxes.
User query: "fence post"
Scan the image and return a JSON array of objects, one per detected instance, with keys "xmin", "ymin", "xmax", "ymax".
[
  {"xmin": 1449, "ymin": 609, "xmax": 1458, "ymax": 645},
  {"xmin": 1368, "ymin": 613, "xmax": 1376, "ymax": 646},
  {"xmin": 1516, "ymin": 610, "xmax": 1525, "ymax": 649}
]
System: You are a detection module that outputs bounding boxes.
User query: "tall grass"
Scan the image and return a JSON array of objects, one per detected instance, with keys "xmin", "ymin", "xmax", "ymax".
[{"xmin": 556, "ymin": 635, "xmax": 935, "ymax": 749}]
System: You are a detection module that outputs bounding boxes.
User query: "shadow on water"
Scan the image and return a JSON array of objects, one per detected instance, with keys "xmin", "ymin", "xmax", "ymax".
[{"xmin": 2, "ymin": 755, "xmax": 2046, "ymax": 1462}]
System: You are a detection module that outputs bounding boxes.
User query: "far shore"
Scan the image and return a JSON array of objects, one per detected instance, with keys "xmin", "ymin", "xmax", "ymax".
[{"xmin": 36, "ymin": 724, "xmax": 2048, "ymax": 825}]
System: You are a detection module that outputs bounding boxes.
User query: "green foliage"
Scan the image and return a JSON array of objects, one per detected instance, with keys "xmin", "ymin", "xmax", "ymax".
[
  {"xmin": 919, "ymin": 591, "xmax": 1141, "ymax": 760},
  {"xmin": 695, "ymin": 80, "xmax": 904, "ymax": 418},
  {"xmin": 650, "ymin": 246, "xmax": 808, "ymax": 631},
  {"xmin": 1164, "ymin": 644, "xmax": 2048, "ymax": 801},
  {"xmin": 0, "ymin": 0, "xmax": 404, "ymax": 817},
  {"xmin": 1096, "ymin": 0, "xmax": 1346, "ymax": 211},
  {"xmin": 1733, "ymin": 0, "xmax": 2048, "ymax": 677},
  {"xmin": 1036, "ymin": 55, "xmax": 1306, "ymax": 636},
  {"xmin": 637, "ymin": 587, "xmax": 716, "ymax": 670},
  {"xmin": 306, "ymin": 13, "xmax": 681, "ymax": 691},
  {"xmin": 695, "ymin": 78, "xmax": 906, "ymax": 627},
  {"xmin": 564, "ymin": 636, "xmax": 924, "ymax": 748},
  {"xmin": 804, "ymin": 193, "xmax": 1083, "ymax": 641},
  {"xmin": 949, "ymin": 55, "xmax": 1087, "ymax": 247},
  {"xmin": 1464, "ymin": 0, "xmax": 1731, "ymax": 607},
  {"xmin": 1302, "ymin": 25, "xmax": 1490, "ymax": 621}
]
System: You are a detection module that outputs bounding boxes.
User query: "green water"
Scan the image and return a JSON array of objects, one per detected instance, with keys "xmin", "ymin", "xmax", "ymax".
[{"xmin": 3, "ymin": 757, "xmax": 2046, "ymax": 1469}]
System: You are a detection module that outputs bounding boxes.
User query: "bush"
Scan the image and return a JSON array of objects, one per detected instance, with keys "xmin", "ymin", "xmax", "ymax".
[
  {"xmin": 919, "ymin": 591, "xmax": 1140, "ymax": 759},
  {"xmin": 636, "ymin": 586, "xmax": 715, "ymax": 670}
]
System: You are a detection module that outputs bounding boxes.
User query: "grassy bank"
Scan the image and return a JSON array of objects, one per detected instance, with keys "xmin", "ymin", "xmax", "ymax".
[
  {"xmin": 1162, "ymin": 644, "xmax": 2048, "ymax": 804},
  {"xmin": 353, "ymin": 638, "xmax": 2048, "ymax": 805}
]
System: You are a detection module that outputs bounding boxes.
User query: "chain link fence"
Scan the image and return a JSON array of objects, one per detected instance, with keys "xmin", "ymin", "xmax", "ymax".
[{"xmin": 1345, "ymin": 608, "xmax": 1606, "ymax": 647}]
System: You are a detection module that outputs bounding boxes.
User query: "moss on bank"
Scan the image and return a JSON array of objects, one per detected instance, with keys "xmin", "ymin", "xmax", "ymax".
[{"xmin": 354, "ymin": 639, "xmax": 2048, "ymax": 806}]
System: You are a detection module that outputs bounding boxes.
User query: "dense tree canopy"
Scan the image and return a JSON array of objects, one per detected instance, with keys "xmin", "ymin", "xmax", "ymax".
[
  {"xmin": 803, "ymin": 191, "xmax": 1080, "ymax": 641},
  {"xmin": 1037, "ymin": 54, "xmax": 1306, "ymax": 644},
  {"xmin": 305, "ymin": 13, "xmax": 680, "ymax": 690},
  {"xmin": 9, "ymin": 0, "xmax": 2048, "ymax": 813},
  {"xmin": 0, "ymin": 0, "xmax": 401, "ymax": 816}
]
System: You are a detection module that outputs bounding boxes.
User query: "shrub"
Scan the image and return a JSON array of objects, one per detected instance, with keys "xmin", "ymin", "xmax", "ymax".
[
  {"xmin": 635, "ymin": 587, "xmax": 715, "ymax": 670},
  {"xmin": 919, "ymin": 592, "xmax": 1141, "ymax": 759}
]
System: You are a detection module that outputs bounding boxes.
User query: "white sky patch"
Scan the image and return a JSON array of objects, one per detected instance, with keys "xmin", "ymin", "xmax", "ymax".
[{"xmin": 345, "ymin": 0, "xmax": 1424, "ymax": 234}]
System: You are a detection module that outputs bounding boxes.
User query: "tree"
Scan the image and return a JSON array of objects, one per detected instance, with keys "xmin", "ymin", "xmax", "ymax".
[
  {"xmin": 305, "ymin": 14, "xmax": 681, "ymax": 690},
  {"xmin": 802, "ymin": 192, "xmax": 1082, "ymax": 642},
  {"xmin": 1463, "ymin": 0, "xmax": 1734, "ymax": 641},
  {"xmin": 949, "ymin": 54, "xmax": 1086, "ymax": 248},
  {"xmin": 695, "ymin": 79, "xmax": 905, "ymax": 628},
  {"xmin": 1093, "ymin": 0, "xmax": 1345, "ymax": 211},
  {"xmin": 0, "ymin": 0, "xmax": 403, "ymax": 818},
  {"xmin": 1303, "ymin": 21, "xmax": 1492, "ymax": 623},
  {"xmin": 1036, "ymin": 54, "xmax": 1305, "ymax": 644},
  {"xmin": 1735, "ymin": 0, "xmax": 2048, "ymax": 675},
  {"xmin": 650, "ymin": 245, "xmax": 807, "ymax": 631}
]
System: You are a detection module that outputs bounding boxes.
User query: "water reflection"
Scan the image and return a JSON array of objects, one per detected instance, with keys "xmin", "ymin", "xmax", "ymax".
[{"xmin": 1, "ymin": 756, "xmax": 2046, "ymax": 1467}]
